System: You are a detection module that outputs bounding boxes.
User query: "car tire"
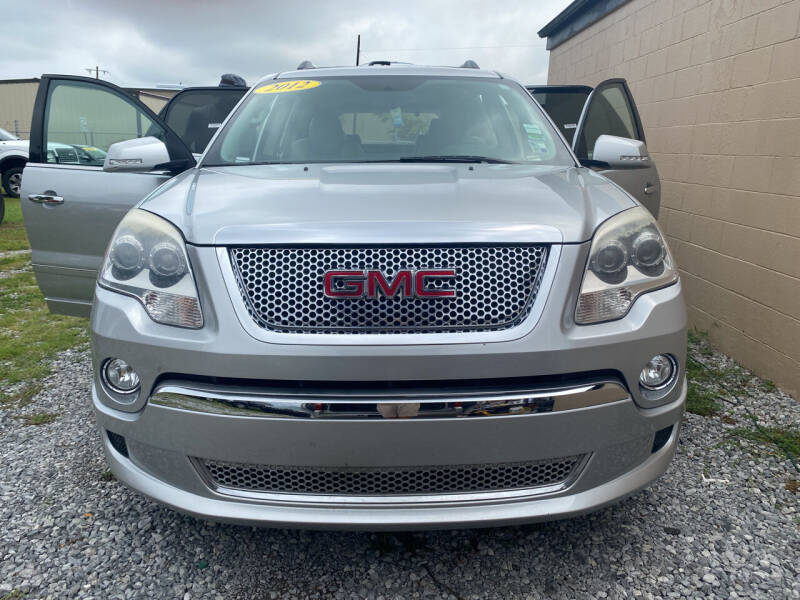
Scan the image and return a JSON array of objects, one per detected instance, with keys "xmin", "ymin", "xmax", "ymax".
[{"xmin": 2, "ymin": 166, "xmax": 23, "ymax": 199}]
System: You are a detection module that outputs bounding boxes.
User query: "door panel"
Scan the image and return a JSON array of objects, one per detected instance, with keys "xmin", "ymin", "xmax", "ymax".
[
  {"xmin": 600, "ymin": 167, "xmax": 660, "ymax": 217},
  {"xmin": 21, "ymin": 166, "xmax": 171, "ymax": 315},
  {"xmin": 572, "ymin": 79, "xmax": 661, "ymax": 217},
  {"xmin": 21, "ymin": 75, "xmax": 194, "ymax": 316}
]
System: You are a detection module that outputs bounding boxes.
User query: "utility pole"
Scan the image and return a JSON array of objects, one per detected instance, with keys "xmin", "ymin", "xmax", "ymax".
[
  {"xmin": 353, "ymin": 33, "xmax": 361, "ymax": 135},
  {"xmin": 85, "ymin": 66, "xmax": 109, "ymax": 79}
]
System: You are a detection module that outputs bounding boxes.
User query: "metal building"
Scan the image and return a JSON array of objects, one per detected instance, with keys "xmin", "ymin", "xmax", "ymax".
[{"xmin": 0, "ymin": 78, "xmax": 179, "ymax": 139}]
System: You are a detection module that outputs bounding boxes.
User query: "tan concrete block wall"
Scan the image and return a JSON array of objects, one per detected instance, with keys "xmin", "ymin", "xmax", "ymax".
[{"xmin": 546, "ymin": 0, "xmax": 800, "ymax": 396}]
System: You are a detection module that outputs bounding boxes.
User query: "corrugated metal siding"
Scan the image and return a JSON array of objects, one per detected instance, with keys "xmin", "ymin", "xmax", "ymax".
[
  {"xmin": 0, "ymin": 81, "xmax": 39, "ymax": 139},
  {"xmin": 0, "ymin": 82, "xmax": 179, "ymax": 141},
  {"xmin": 137, "ymin": 93, "xmax": 169, "ymax": 114}
]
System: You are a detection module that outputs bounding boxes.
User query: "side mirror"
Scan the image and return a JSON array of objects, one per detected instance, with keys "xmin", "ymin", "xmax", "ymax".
[
  {"xmin": 103, "ymin": 136, "xmax": 170, "ymax": 172},
  {"xmin": 591, "ymin": 134, "xmax": 650, "ymax": 169}
]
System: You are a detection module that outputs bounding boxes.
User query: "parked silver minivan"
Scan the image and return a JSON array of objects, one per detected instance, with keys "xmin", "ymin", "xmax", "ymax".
[{"xmin": 21, "ymin": 64, "xmax": 686, "ymax": 529}]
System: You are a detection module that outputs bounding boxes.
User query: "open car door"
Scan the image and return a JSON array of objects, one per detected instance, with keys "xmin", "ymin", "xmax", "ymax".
[
  {"xmin": 20, "ymin": 75, "xmax": 195, "ymax": 316},
  {"xmin": 158, "ymin": 86, "xmax": 248, "ymax": 155},
  {"xmin": 528, "ymin": 79, "xmax": 660, "ymax": 217}
]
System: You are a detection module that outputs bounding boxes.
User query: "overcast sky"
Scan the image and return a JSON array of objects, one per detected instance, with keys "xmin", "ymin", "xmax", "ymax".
[{"xmin": 3, "ymin": 0, "xmax": 569, "ymax": 88}]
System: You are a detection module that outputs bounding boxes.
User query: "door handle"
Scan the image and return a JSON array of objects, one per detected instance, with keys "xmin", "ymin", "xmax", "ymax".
[
  {"xmin": 643, "ymin": 183, "xmax": 656, "ymax": 195},
  {"xmin": 28, "ymin": 192, "xmax": 64, "ymax": 205}
]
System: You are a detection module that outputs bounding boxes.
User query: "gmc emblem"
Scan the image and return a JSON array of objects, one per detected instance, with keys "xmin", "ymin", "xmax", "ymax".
[{"xmin": 324, "ymin": 269, "xmax": 456, "ymax": 298}]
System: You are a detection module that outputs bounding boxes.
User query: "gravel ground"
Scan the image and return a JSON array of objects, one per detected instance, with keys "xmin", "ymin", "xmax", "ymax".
[{"xmin": 1, "ymin": 346, "xmax": 798, "ymax": 600}]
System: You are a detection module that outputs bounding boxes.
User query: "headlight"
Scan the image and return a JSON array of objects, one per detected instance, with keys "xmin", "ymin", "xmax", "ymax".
[
  {"xmin": 99, "ymin": 209, "xmax": 203, "ymax": 328},
  {"xmin": 576, "ymin": 206, "xmax": 677, "ymax": 324}
]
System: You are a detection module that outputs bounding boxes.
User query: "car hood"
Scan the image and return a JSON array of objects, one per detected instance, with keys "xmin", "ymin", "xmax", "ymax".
[{"xmin": 141, "ymin": 163, "xmax": 636, "ymax": 245}]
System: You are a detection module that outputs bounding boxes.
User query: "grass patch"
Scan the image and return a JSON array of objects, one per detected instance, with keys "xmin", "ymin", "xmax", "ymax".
[
  {"xmin": 760, "ymin": 379, "xmax": 777, "ymax": 393},
  {"xmin": 0, "ymin": 196, "xmax": 89, "ymax": 388},
  {"xmin": 684, "ymin": 329, "xmax": 752, "ymax": 417},
  {"xmin": 688, "ymin": 328, "xmax": 714, "ymax": 356},
  {"xmin": 0, "ymin": 197, "xmax": 31, "ymax": 252},
  {"xmin": 1, "ymin": 590, "xmax": 26, "ymax": 600},
  {"xmin": 686, "ymin": 385, "xmax": 721, "ymax": 416},
  {"xmin": 100, "ymin": 469, "xmax": 115, "ymax": 482},
  {"xmin": 0, "ymin": 251, "xmax": 31, "ymax": 272},
  {"xmin": 685, "ymin": 354, "xmax": 723, "ymax": 417},
  {"xmin": 0, "ymin": 270, "xmax": 89, "ymax": 385},
  {"xmin": 691, "ymin": 329, "xmax": 800, "ymax": 469},
  {"xmin": 20, "ymin": 411, "xmax": 58, "ymax": 426},
  {"xmin": 0, "ymin": 382, "xmax": 42, "ymax": 408},
  {"xmin": 731, "ymin": 426, "xmax": 800, "ymax": 462}
]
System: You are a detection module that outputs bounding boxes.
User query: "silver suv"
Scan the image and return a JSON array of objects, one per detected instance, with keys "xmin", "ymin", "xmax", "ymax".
[{"xmin": 21, "ymin": 65, "xmax": 686, "ymax": 529}]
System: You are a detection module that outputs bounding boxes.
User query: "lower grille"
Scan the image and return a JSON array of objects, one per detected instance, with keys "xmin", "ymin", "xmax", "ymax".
[{"xmin": 198, "ymin": 455, "xmax": 583, "ymax": 497}]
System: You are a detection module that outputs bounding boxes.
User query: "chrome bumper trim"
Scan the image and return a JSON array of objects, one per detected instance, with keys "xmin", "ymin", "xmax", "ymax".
[{"xmin": 149, "ymin": 380, "xmax": 629, "ymax": 420}]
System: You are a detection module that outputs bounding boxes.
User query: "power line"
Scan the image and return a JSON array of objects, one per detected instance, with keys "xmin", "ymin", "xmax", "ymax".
[
  {"xmin": 85, "ymin": 66, "xmax": 109, "ymax": 79},
  {"xmin": 360, "ymin": 43, "xmax": 546, "ymax": 53}
]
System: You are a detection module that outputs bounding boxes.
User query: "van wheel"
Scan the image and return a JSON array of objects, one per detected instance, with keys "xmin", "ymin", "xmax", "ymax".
[{"xmin": 2, "ymin": 166, "xmax": 23, "ymax": 198}]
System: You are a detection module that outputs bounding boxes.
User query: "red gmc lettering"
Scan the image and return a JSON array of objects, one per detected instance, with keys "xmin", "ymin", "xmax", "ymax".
[
  {"xmin": 325, "ymin": 269, "xmax": 456, "ymax": 298},
  {"xmin": 415, "ymin": 269, "xmax": 456, "ymax": 297},
  {"xmin": 367, "ymin": 271, "xmax": 412, "ymax": 297},
  {"xmin": 324, "ymin": 271, "xmax": 364, "ymax": 297}
]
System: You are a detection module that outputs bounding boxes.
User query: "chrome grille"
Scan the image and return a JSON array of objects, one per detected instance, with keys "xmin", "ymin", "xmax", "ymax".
[
  {"xmin": 228, "ymin": 245, "xmax": 549, "ymax": 334},
  {"xmin": 199, "ymin": 456, "xmax": 582, "ymax": 496}
]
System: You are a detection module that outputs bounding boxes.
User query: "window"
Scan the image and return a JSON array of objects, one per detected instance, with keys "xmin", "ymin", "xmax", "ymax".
[
  {"xmin": 575, "ymin": 83, "xmax": 639, "ymax": 159},
  {"xmin": 161, "ymin": 88, "xmax": 246, "ymax": 154},
  {"xmin": 204, "ymin": 76, "xmax": 574, "ymax": 167},
  {"xmin": 530, "ymin": 88, "xmax": 591, "ymax": 145},
  {"xmin": 43, "ymin": 80, "xmax": 166, "ymax": 166}
]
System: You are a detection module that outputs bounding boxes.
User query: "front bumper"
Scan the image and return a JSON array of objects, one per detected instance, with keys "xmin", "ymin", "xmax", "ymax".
[
  {"xmin": 89, "ymin": 243, "xmax": 687, "ymax": 529},
  {"xmin": 95, "ymin": 379, "xmax": 684, "ymax": 530},
  {"xmin": 95, "ymin": 385, "xmax": 685, "ymax": 530}
]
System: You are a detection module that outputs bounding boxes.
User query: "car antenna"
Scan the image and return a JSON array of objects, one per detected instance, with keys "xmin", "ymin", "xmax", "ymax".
[
  {"xmin": 460, "ymin": 60, "xmax": 480, "ymax": 69},
  {"xmin": 297, "ymin": 60, "xmax": 316, "ymax": 70}
]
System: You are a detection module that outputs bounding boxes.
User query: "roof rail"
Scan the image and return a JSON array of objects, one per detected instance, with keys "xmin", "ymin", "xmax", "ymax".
[
  {"xmin": 296, "ymin": 60, "xmax": 316, "ymax": 70},
  {"xmin": 460, "ymin": 60, "xmax": 480, "ymax": 69},
  {"xmin": 368, "ymin": 60, "xmax": 392, "ymax": 66}
]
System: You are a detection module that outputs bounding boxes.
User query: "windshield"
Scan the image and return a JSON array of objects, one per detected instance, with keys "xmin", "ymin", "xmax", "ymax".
[
  {"xmin": 203, "ymin": 76, "xmax": 574, "ymax": 166},
  {"xmin": 0, "ymin": 127, "xmax": 19, "ymax": 141}
]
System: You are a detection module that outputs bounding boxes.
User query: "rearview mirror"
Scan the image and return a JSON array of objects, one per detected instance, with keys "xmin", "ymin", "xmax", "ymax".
[
  {"xmin": 591, "ymin": 134, "xmax": 650, "ymax": 169},
  {"xmin": 103, "ymin": 136, "xmax": 170, "ymax": 172}
]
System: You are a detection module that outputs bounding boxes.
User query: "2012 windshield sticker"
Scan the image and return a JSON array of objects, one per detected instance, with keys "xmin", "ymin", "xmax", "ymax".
[{"xmin": 255, "ymin": 80, "xmax": 321, "ymax": 94}]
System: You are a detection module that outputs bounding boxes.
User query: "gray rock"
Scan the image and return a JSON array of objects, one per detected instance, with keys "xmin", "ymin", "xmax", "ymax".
[{"xmin": 1, "ymin": 345, "xmax": 799, "ymax": 599}]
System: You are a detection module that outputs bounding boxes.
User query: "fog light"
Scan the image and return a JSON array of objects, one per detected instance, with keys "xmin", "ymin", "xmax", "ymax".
[
  {"xmin": 103, "ymin": 358, "xmax": 140, "ymax": 394},
  {"xmin": 639, "ymin": 354, "xmax": 676, "ymax": 390}
]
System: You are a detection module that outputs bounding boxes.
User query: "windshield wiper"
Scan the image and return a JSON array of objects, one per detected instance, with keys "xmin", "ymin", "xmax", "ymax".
[{"xmin": 397, "ymin": 155, "xmax": 515, "ymax": 164}]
